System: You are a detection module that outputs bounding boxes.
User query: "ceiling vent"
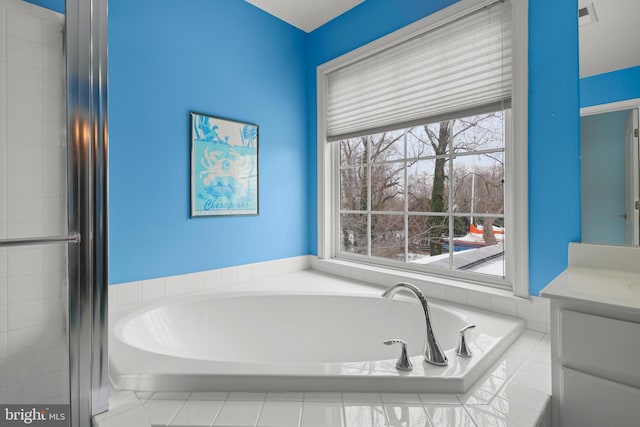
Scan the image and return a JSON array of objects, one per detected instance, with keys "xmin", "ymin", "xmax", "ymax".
[{"xmin": 578, "ymin": 3, "xmax": 598, "ymax": 26}]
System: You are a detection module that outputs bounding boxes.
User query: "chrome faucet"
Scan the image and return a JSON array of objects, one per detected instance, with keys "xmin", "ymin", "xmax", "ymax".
[{"xmin": 382, "ymin": 282, "xmax": 448, "ymax": 366}]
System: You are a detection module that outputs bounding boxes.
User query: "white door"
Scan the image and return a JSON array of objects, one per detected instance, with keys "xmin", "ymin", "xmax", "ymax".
[{"xmin": 624, "ymin": 108, "xmax": 640, "ymax": 245}]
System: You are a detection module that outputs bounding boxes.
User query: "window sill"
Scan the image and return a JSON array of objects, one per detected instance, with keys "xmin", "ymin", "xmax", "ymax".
[
  {"xmin": 313, "ymin": 257, "xmax": 514, "ymax": 296},
  {"xmin": 310, "ymin": 257, "xmax": 548, "ymax": 333}
]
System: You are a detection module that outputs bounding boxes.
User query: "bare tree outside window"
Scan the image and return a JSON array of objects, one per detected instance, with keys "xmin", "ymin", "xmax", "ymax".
[{"xmin": 338, "ymin": 111, "xmax": 506, "ymax": 278}]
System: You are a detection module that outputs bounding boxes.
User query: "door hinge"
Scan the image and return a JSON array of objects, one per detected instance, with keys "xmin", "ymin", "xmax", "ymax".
[
  {"xmin": 636, "ymin": 200, "xmax": 639, "ymax": 210},
  {"xmin": 635, "ymin": 128, "xmax": 639, "ymax": 138}
]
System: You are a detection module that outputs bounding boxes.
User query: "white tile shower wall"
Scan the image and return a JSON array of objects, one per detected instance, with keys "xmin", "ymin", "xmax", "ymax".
[
  {"xmin": 109, "ymin": 256, "xmax": 313, "ymax": 309},
  {"xmin": 0, "ymin": 0, "xmax": 67, "ymax": 404},
  {"xmin": 311, "ymin": 258, "xmax": 550, "ymax": 333}
]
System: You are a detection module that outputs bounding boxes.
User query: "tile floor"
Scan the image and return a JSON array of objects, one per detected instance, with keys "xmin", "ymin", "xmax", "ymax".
[{"xmin": 93, "ymin": 331, "xmax": 551, "ymax": 427}]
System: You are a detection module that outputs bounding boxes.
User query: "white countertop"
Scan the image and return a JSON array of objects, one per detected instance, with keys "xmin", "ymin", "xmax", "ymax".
[
  {"xmin": 540, "ymin": 243, "xmax": 640, "ymax": 316},
  {"xmin": 541, "ymin": 267, "xmax": 640, "ymax": 315}
]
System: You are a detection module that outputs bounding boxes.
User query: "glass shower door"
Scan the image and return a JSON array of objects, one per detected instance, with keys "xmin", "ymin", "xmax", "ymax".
[{"xmin": 0, "ymin": 0, "xmax": 71, "ymax": 423}]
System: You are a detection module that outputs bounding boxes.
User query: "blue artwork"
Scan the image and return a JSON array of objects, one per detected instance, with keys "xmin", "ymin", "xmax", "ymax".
[{"xmin": 191, "ymin": 112, "xmax": 258, "ymax": 216}]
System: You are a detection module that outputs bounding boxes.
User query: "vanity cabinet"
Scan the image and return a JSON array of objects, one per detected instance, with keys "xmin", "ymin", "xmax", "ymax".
[
  {"xmin": 541, "ymin": 243, "xmax": 640, "ymax": 427},
  {"xmin": 559, "ymin": 310, "xmax": 640, "ymax": 388},
  {"xmin": 549, "ymin": 307, "xmax": 640, "ymax": 427},
  {"xmin": 560, "ymin": 366, "xmax": 640, "ymax": 427}
]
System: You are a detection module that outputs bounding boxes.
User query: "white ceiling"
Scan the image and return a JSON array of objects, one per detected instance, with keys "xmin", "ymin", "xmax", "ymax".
[
  {"xmin": 244, "ymin": 0, "xmax": 365, "ymax": 33},
  {"xmin": 579, "ymin": 0, "xmax": 640, "ymax": 77},
  {"xmin": 244, "ymin": 0, "xmax": 638, "ymax": 77}
]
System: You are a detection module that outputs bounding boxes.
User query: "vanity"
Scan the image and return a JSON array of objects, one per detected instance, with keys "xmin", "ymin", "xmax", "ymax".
[{"xmin": 541, "ymin": 243, "xmax": 640, "ymax": 427}]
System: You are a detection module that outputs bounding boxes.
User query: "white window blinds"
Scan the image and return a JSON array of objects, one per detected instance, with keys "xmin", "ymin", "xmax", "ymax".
[{"xmin": 325, "ymin": 0, "xmax": 512, "ymax": 141}]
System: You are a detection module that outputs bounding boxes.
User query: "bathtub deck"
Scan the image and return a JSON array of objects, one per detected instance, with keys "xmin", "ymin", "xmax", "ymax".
[
  {"xmin": 109, "ymin": 270, "xmax": 526, "ymax": 395},
  {"xmin": 94, "ymin": 331, "xmax": 551, "ymax": 427}
]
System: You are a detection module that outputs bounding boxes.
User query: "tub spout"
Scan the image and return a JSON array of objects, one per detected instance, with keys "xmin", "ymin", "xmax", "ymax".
[{"xmin": 382, "ymin": 282, "xmax": 448, "ymax": 366}]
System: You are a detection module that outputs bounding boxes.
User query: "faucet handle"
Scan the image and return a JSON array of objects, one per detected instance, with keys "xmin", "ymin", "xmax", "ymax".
[
  {"xmin": 383, "ymin": 339, "xmax": 413, "ymax": 371},
  {"xmin": 455, "ymin": 324, "xmax": 476, "ymax": 357}
]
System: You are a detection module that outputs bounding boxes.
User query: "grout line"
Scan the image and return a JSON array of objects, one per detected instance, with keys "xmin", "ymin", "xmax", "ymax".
[
  {"xmin": 103, "ymin": 405, "xmax": 150, "ymax": 427},
  {"xmin": 253, "ymin": 395, "xmax": 267, "ymax": 427},
  {"xmin": 461, "ymin": 404, "xmax": 481, "ymax": 427},
  {"xmin": 297, "ymin": 398, "xmax": 304, "ymax": 427},
  {"xmin": 133, "ymin": 393, "xmax": 154, "ymax": 427},
  {"xmin": 380, "ymin": 402, "xmax": 391, "ymax": 426},
  {"xmin": 164, "ymin": 398, "xmax": 188, "ymax": 427},
  {"xmin": 423, "ymin": 405, "xmax": 435, "ymax": 427},
  {"xmin": 209, "ymin": 391, "xmax": 231, "ymax": 427},
  {"xmin": 207, "ymin": 401, "xmax": 224, "ymax": 427},
  {"xmin": 487, "ymin": 333, "xmax": 548, "ymax": 407}
]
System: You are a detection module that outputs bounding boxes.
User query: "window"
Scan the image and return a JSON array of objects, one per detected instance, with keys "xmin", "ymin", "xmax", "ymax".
[
  {"xmin": 338, "ymin": 110, "xmax": 506, "ymax": 278},
  {"xmin": 317, "ymin": 0, "xmax": 528, "ymax": 294}
]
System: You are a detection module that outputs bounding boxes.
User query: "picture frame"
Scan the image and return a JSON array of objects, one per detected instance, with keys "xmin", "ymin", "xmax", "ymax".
[{"xmin": 190, "ymin": 112, "xmax": 259, "ymax": 217}]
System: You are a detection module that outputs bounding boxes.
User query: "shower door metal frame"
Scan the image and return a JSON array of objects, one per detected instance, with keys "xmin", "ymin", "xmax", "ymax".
[
  {"xmin": 66, "ymin": 0, "xmax": 109, "ymax": 425},
  {"xmin": 0, "ymin": 0, "xmax": 108, "ymax": 424}
]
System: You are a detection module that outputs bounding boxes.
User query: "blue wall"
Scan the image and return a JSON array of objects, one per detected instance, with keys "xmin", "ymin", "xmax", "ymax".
[
  {"xmin": 527, "ymin": 0, "xmax": 581, "ymax": 295},
  {"xmin": 306, "ymin": 0, "xmax": 581, "ymax": 296},
  {"xmin": 108, "ymin": 0, "xmax": 582, "ymax": 295},
  {"xmin": 23, "ymin": 0, "xmax": 63, "ymax": 13},
  {"xmin": 581, "ymin": 66, "xmax": 640, "ymax": 108},
  {"xmin": 109, "ymin": 0, "xmax": 309, "ymax": 284}
]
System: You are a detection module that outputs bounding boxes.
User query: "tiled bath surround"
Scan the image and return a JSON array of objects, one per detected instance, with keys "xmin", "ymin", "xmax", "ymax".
[
  {"xmin": 0, "ymin": 0, "xmax": 68, "ymax": 404},
  {"xmin": 96, "ymin": 332, "xmax": 551, "ymax": 426},
  {"xmin": 109, "ymin": 256, "xmax": 312, "ymax": 310},
  {"xmin": 110, "ymin": 256, "xmax": 550, "ymax": 334},
  {"xmin": 311, "ymin": 259, "xmax": 550, "ymax": 333},
  {"xmin": 104, "ymin": 257, "xmax": 552, "ymax": 425}
]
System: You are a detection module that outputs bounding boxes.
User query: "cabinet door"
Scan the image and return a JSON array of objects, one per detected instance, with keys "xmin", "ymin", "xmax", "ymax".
[
  {"xmin": 561, "ymin": 367, "xmax": 640, "ymax": 427},
  {"xmin": 560, "ymin": 310, "xmax": 640, "ymax": 388}
]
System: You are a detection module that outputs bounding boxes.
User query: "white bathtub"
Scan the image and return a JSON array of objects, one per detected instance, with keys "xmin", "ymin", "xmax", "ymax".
[{"xmin": 109, "ymin": 271, "xmax": 525, "ymax": 393}]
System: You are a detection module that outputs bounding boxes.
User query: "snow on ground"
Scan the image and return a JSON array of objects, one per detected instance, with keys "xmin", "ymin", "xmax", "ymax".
[
  {"xmin": 407, "ymin": 252, "xmax": 449, "ymax": 265},
  {"xmin": 408, "ymin": 247, "xmax": 505, "ymax": 277}
]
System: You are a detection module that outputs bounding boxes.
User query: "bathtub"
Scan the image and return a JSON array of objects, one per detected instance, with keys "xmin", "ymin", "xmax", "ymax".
[{"xmin": 109, "ymin": 271, "xmax": 525, "ymax": 393}]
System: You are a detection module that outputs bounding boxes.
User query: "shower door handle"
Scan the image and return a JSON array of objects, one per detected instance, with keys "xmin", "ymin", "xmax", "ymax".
[{"xmin": 0, "ymin": 233, "xmax": 81, "ymax": 248}]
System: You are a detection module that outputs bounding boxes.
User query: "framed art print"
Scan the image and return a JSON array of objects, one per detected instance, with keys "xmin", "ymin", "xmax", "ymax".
[{"xmin": 191, "ymin": 112, "xmax": 259, "ymax": 216}]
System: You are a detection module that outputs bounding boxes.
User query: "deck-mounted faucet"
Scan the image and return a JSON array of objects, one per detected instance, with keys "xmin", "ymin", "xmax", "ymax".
[{"xmin": 382, "ymin": 282, "xmax": 448, "ymax": 366}]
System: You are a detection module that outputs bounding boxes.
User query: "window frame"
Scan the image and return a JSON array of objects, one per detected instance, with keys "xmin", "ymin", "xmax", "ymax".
[
  {"xmin": 316, "ymin": 0, "xmax": 529, "ymax": 296},
  {"xmin": 335, "ymin": 114, "xmax": 509, "ymax": 286}
]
